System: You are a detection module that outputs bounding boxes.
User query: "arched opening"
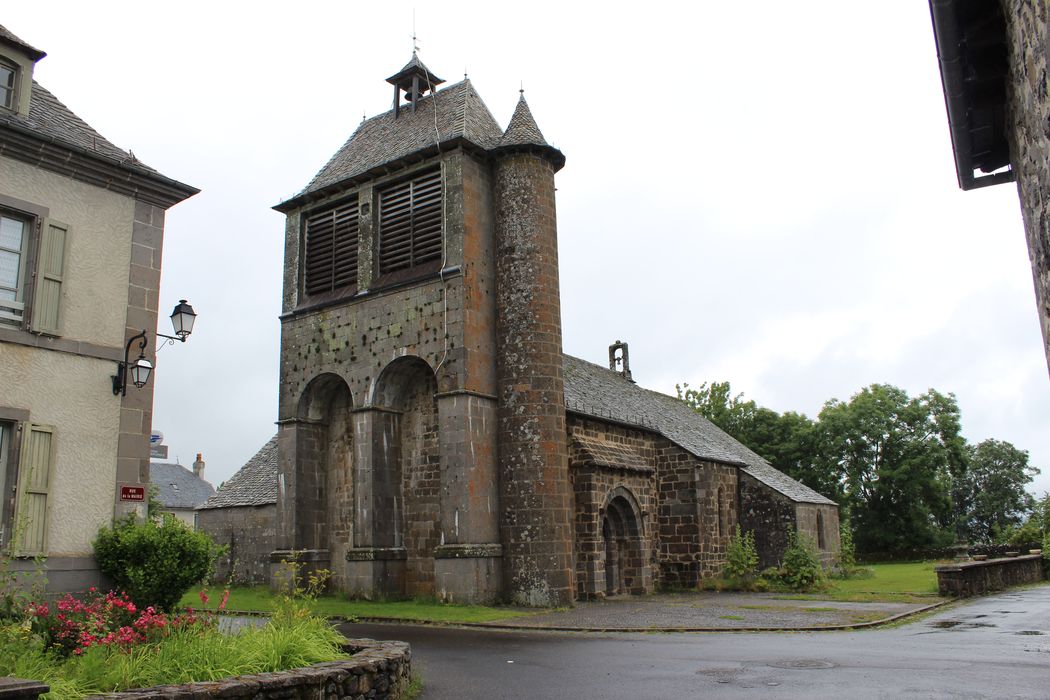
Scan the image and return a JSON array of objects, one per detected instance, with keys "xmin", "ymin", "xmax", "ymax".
[
  {"xmin": 600, "ymin": 490, "xmax": 645, "ymax": 595},
  {"xmin": 372, "ymin": 356, "xmax": 440, "ymax": 595},
  {"xmin": 294, "ymin": 373, "xmax": 354, "ymax": 555}
]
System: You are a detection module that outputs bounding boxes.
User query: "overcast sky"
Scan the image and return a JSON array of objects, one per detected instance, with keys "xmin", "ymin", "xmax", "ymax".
[{"xmin": 6, "ymin": 2, "xmax": 1049, "ymax": 497}]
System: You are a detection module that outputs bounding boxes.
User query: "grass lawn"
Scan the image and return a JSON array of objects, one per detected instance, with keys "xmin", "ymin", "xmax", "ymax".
[
  {"xmin": 181, "ymin": 587, "xmax": 539, "ymax": 624},
  {"xmin": 775, "ymin": 561, "xmax": 943, "ymax": 604}
]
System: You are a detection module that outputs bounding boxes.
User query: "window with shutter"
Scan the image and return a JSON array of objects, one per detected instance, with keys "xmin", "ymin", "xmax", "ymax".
[
  {"xmin": 30, "ymin": 219, "xmax": 68, "ymax": 335},
  {"xmin": 13, "ymin": 424, "xmax": 54, "ymax": 556},
  {"xmin": 378, "ymin": 168, "xmax": 442, "ymax": 275},
  {"xmin": 0, "ymin": 211, "xmax": 29, "ymax": 327},
  {"xmin": 304, "ymin": 200, "xmax": 359, "ymax": 297}
]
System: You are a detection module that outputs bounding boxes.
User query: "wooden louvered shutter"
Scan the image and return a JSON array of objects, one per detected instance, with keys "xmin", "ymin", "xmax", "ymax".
[
  {"xmin": 304, "ymin": 201, "xmax": 359, "ymax": 296},
  {"xmin": 30, "ymin": 219, "xmax": 68, "ymax": 335},
  {"xmin": 14, "ymin": 424, "xmax": 54, "ymax": 556},
  {"xmin": 378, "ymin": 169, "xmax": 443, "ymax": 274}
]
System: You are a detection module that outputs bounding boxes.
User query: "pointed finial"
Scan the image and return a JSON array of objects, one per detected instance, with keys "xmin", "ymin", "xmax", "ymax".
[
  {"xmin": 520, "ymin": 80, "xmax": 524, "ymax": 95},
  {"xmin": 412, "ymin": 9, "xmax": 419, "ymax": 54}
]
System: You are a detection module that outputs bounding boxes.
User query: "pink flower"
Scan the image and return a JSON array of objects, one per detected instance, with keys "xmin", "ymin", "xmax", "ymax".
[
  {"xmin": 198, "ymin": 589, "xmax": 209, "ymax": 605},
  {"xmin": 218, "ymin": 589, "xmax": 230, "ymax": 612}
]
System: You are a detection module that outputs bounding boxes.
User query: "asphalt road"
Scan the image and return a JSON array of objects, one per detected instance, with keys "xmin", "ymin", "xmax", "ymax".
[{"xmin": 340, "ymin": 585, "xmax": 1050, "ymax": 699}]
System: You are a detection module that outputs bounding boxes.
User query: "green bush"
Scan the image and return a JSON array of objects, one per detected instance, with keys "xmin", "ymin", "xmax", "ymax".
[
  {"xmin": 838, "ymin": 523, "xmax": 856, "ymax": 570},
  {"xmin": 723, "ymin": 526, "xmax": 759, "ymax": 581},
  {"xmin": 93, "ymin": 516, "xmax": 223, "ymax": 613},
  {"xmin": 780, "ymin": 529, "xmax": 825, "ymax": 592}
]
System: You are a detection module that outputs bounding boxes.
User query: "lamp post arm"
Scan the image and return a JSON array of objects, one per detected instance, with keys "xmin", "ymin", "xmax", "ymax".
[{"xmin": 112, "ymin": 330, "xmax": 149, "ymax": 396}]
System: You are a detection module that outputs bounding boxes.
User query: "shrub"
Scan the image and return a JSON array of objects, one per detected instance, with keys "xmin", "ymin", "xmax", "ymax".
[
  {"xmin": 838, "ymin": 523, "xmax": 856, "ymax": 570},
  {"xmin": 93, "ymin": 516, "xmax": 223, "ymax": 613},
  {"xmin": 780, "ymin": 529, "xmax": 825, "ymax": 592},
  {"xmin": 723, "ymin": 526, "xmax": 759, "ymax": 581}
]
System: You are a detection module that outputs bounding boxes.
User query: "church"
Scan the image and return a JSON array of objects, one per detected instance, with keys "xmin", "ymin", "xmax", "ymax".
[{"xmin": 219, "ymin": 54, "xmax": 839, "ymax": 606}]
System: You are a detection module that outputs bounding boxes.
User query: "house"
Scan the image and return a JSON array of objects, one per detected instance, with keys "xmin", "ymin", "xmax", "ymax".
[
  {"xmin": 199, "ymin": 52, "xmax": 839, "ymax": 604},
  {"xmin": 149, "ymin": 454, "xmax": 215, "ymax": 527},
  {"xmin": 928, "ymin": 0, "xmax": 1050, "ymax": 378},
  {"xmin": 197, "ymin": 437, "xmax": 279, "ymax": 584},
  {"xmin": 0, "ymin": 25, "xmax": 197, "ymax": 591}
]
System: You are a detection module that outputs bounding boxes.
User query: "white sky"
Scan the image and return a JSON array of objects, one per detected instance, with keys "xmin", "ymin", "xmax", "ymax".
[{"xmin": 6, "ymin": 2, "xmax": 1049, "ymax": 497}]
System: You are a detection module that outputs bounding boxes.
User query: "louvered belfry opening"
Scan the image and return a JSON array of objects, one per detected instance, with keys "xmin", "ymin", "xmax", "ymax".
[
  {"xmin": 304, "ymin": 200, "xmax": 359, "ymax": 296},
  {"xmin": 378, "ymin": 168, "xmax": 442, "ymax": 274}
]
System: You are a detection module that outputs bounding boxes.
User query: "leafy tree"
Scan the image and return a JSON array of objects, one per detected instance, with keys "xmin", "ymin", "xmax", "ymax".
[
  {"xmin": 958, "ymin": 439, "xmax": 1037, "ymax": 543},
  {"xmin": 814, "ymin": 384, "xmax": 965, "ymax": 553},
  {"xmin": 677, "ymin": 382, "xmax": 831, "ymax": 497}
]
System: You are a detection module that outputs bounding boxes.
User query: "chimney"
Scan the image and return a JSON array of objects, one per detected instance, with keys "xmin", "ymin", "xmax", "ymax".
[
  {"xmin": 193, "ymin": 453, "xmax": 205, "ymax": 479},
  {"xmin": 609, "ymin": 340, "xmax": 633, "ymax": 382}
]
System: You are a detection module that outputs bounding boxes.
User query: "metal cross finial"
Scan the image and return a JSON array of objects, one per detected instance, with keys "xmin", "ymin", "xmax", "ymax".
[
  {"xmin": 412, "ymin": 9, "xmax": 419, "ymax": 54},
  {"xmin": 520, "ymin": 80, "xmax": 524, "ymax": 95}
]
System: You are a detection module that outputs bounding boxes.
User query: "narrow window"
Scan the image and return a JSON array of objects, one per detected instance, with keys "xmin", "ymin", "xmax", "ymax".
[
  {"xmin": 378, "ymin": 168, "xmax": 442, "ymax": 275},
  {"xmin": 717, "ymin": 486, "xmax": 725, "ymax": 538},
  {"xmin": 0, "ymin": 212, "xmax": 28, "ymax": 326},
  {"xmin": 303, "ymin": 200, "xmax": 359, "ymax": 297},
  {"xmin": 816, "ymin": 510, "xmax": 826, "ymax": 550},
  {"xmin": 0, "ymin": 61, "xmax": 15, "ymax": 110}
]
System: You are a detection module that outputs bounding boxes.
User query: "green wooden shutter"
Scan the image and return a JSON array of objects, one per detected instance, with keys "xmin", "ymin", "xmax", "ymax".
[
  {"xmin": 30, "ymin": 219, "xmax": 69, "ymax": 335},
  {"xmin": 14, "ymin": 424, "xmax": 55, "ymax": 556}
]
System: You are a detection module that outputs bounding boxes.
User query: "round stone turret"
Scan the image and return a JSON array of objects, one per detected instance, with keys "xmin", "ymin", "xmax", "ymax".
[{"xmin": 492, "ymin": 95, "xmax": 573, "ymax": 607}]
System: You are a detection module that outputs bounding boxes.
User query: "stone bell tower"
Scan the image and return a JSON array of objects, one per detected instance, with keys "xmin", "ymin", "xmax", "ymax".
[{"xmin": 492, "ymin": 94, "xmax": 575, "ymax": 607}]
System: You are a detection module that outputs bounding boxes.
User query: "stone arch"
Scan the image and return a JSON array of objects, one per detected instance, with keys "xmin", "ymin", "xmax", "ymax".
[
  {"xmin": 293, "ymin": 373, "xmax": 354, "ymax": 558},
  {"xmin": 599, "ymin": 486, "xmax": 648, "ymax": 595},
  {"xmin": 371, "ymin": 356, "xmax": 440, "ymax": 595}
]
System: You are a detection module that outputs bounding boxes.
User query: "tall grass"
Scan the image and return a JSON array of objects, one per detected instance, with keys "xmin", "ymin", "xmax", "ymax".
[{"xmin": 0, "ymin": 612, "xmax": 347, "ymax": 698}]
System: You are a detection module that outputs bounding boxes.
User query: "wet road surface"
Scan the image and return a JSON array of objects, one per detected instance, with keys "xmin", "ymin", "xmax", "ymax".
[{"xmin": 339, "ymin": 584, "xmax": 1050, "ymax": 699}]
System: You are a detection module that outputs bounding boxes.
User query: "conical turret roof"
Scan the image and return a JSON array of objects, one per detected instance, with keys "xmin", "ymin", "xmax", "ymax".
[
  {"xmin": 499, "ymin": 93, "xmax": 548, "ymax": 148},
  {"xmin": 493, "ymin": 92, "xmax": 565, "ymax": 171}
]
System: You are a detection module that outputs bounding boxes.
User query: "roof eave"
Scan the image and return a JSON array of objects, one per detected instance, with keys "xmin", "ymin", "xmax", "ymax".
[
  {"xmin": 0, "ymin": 119, "xmax": 199, "ymax": 208},
  {"xmin": 274, "ymin": 136, "xmax": 490, "ymax": 213},
  {"xmin": 928, "ymin": 0, "xmax": 1016, "ymax": 191}
]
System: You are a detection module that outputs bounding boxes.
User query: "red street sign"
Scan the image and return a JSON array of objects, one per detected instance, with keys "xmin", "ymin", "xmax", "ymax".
[{"xmin": 120, "ymin": 486, "xmax": 146, "ymax": 502}]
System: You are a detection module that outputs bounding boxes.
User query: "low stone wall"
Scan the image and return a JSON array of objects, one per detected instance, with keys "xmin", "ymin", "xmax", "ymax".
[
  {"xmin": 0, "ymin": 638, "xmax": 410, "ymax": 700},
  {"xmin": 935, "ymin": 554, "xmax": 1045, "ymax": 597}
]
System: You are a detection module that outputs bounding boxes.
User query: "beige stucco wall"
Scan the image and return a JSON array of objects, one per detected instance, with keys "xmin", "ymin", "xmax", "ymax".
[
  {"xmin": 0, "ymin": 342, "xmax": 121, "ymax": 555},
  {"xmin": 0, "ymin": 155, "xmax": 134, "ymax": 347}
]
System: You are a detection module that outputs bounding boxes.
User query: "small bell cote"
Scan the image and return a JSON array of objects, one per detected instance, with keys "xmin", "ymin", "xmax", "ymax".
[{"xmin": 386, "ymin": 52, "xmax": 444, "ymax": 117}]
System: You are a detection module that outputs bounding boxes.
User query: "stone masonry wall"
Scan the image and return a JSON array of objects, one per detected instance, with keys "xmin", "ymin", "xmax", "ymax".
[
  {"xmin": 198, "ymin": 504, "xmax": 276, "ymax": 585},
  {"xmin": 738, "ymin": 472, "xmax": 796, "ymax": 570},
  {"xmin": 1002, "ymin": 0, "xmax": 1050, "ymax": 377},
  {"xmin": 657, "ymin": 447, "xmax": 737, "ymax": 587},
  {"xmin": 494, "ymin": 152, "xmax": 574, "ymax": 607},
  {"xmin": 795, "ymin": 503, "xmax": 841, "ymax": 568},
  {"xmin": 568, "ymin": 418, "xmax": 657, "ymax": 598},
  {"xmin": 98, "ymin": 638, "xmax": 410, "ymax": 700}
]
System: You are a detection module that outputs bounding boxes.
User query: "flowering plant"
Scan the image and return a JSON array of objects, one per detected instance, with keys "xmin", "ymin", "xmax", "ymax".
[{"xmin": 27, "ymin": 588, "xmax": 213, "ymax": 657}]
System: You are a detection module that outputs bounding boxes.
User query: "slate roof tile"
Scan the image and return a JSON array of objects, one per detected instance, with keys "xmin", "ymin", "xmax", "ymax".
[
  {"xmin": 199, "ymin": 436, "xmax": 279, "ymax": 509},
  {"xmin": 499, "ymin": 94, "xmax": 548, "ymax": 148},
  {"xmin": 563, "ymin": 355, "xmax": 836, "ymax": 505},
  {"xmin": 149, "ymin": 463, "xmax": 216, "ymax": 510},
  {"xmin": 295, "ymin": 80, "xmax": 502, "ymax": 199}
]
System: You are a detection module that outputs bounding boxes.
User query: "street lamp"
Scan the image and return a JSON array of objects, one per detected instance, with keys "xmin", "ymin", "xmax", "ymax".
[{"xmin": 112, "ymin": 300, "xmax": 197, "ymax": 396}]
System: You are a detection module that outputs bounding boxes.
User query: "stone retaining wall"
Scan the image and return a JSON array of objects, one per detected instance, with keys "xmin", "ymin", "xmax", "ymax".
[
  {"xmin": 0, "ymin": 638, "xmax": 410, "ymax": 700},
  {"xmin": 935, "ymin": 554, "xmax": 1045, "ymax": 597}
]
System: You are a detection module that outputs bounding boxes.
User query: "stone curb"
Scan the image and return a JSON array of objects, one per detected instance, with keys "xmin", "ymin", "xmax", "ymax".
[{"xmin": 291, "ymin": 599, "xmax": 949, "ymax": 634}]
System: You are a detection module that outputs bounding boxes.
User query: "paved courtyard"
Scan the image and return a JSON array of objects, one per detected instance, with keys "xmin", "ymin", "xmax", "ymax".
[
  {"xmin": 476, "ymin": 591, "xmax": 935, "ymax": 630},
  {"xmin": 340, "ymin": 584, "xmax": 1050, "ymax": 699}
]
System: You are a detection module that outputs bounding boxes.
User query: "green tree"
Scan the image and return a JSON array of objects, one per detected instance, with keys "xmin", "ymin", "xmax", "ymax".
[
  {"xmin": 959, "ymin": 439, "xmax": 1037, "ymax": 543},
  {"xmin": 814, "ymin": 384, "xmax": 965, "ymax": 553},
  {"xmin": 677, "ymin": 382, "xmax": 831, "ymax": 498}
]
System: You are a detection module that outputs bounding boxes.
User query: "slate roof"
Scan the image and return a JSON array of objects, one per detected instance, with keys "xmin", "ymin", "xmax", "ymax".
[
  {"xmin": 198, "ymin": 436, "xmax": 279, "ymax": 509},
  {"xmin": 0, "ymin": 24, "xmax": 45, "ymax": 60},
  {"xmin": 499, "ymin": 94, "xmax": 549, "ymax": 148},
  {"xmin": 0, "ymin": 81, "xmax": 159, "ymax": 172},
  {"xmin": 562, "ymin": 355, "xmax": 836, "ymax": 505},
  {"xmin": 149, "ymin": 463, "xmax": 216, "ymax": 510},
  {"xmin": 290, "ymin": 79, "xmax": 503, "ymax": 202},
  {"xmin": 571, "ymin": 433, "xmax": 653, "ymax": 474}
]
